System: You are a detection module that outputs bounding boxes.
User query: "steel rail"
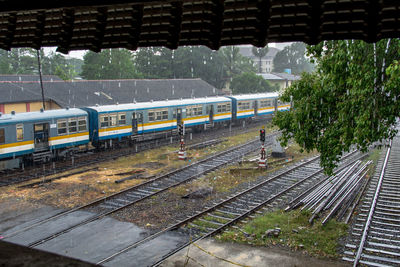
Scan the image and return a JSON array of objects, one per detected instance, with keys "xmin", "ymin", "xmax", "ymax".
[
  {"xmin": 151, "ymin": 152, "xmax": 363, "ymax": 267},
  {"xmin": 1, "ymin": 119, "xmax": 270, "ymax": 187},
  {"xmin": 322, "ymin": 168, "xmax": 369, "ymax": 225},
  {"xmin": 96, "ymin": 155, "xmax": 323, "ymax": 265},
  {"xmin": 8, "ymin": 135, "xmax": 272, "ymax": 247},
  {"xmin": 285, "ymin": 152, "xmax": 367, "ymax": 212},
  {"xmin": 4, "ymin": 132, "xmax": 274, "ymax": 239},
  {"xmin": 352, "ymin": 140, "xmax": 392, "ymax": 267},
  {"xmin": 98, "ymin": 151, "xmax": 362, "ymax": 266}
]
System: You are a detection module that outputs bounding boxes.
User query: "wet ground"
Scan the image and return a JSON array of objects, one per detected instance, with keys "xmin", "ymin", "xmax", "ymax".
[
  {"xmin": 0, "ymin": 240, "xmax": 95, "ymax": 267},
  {"xmin": 161, "ymin": 238, "xmax": 350, "ymax": 267},
  {"xmin": 0, "ymin": 136, "xmax": 348, "ymax": 267},
  {"xmin": 0, "ymin": 194, "xmax": 351, "ymax": 267}
]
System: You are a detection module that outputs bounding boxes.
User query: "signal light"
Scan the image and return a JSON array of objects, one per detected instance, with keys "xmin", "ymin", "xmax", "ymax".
[
  {"xmin": 178, "ymin": 124, "xmax": 184, "ymax": 136},
  {"xmin": 260, "ymin": 129, "xmax": 265, "ymax": 142}
]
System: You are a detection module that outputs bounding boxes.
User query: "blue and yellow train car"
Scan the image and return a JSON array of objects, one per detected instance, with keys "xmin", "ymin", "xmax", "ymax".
[
  {"xmin": 228, "ymin": 93, "xmax": 279, "ymax": 121},
  {"xmin": 0, "ymin": 108, "xmax": 89, "ymax": 167},
  {"xmin": 277, "ymin": 100, "xmax": 291, "ymax": 112},
  {"xmin": 83, "ymin": 96, "xmax": 232, "ymax": 147}
]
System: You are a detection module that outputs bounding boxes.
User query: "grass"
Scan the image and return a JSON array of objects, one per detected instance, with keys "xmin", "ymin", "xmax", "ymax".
[
  {"xmin": 203, "ymin": 215, "xmax": 230, "ymax": 224},
  {"xmin": 169, "ymin": 139, "xmax": 319, "ymax": 199},
  {"xmin": 216, "ymin": 209, "xmax": 348, "ymax": 258},
  {"xmin": 213, "ymin": 210, "xmax": 237, "ymax": 219},
  {"xmin": 364, "ymin": 147, "xmax": 382, "ymax": 178},
  {"xmin": 191, "ymin": 219, "xmax": 220, "ymax": 229}
]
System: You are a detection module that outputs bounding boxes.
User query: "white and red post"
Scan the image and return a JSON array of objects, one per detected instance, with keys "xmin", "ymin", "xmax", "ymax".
[
  {"xmin": 178, "ymin": 124, "xmax": 186, "ymax": 160},
  {"xmin": 258, "ymin": 128, "xmax": 267, "ymax": 168}
]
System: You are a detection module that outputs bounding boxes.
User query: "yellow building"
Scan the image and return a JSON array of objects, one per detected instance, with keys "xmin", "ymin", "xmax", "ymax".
[{"xmin": 0, "ymin": 100, "xmax": 61, "ymax": 114}]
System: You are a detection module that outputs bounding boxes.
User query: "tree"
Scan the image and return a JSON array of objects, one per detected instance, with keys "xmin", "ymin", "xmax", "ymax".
[
  {"xmin": 134, "ymin": 47, "xmax": 173, "ymax": 78},
  {"xmin": 230, "ymin": 72, "xmax": 277, "ymax": 94},
  {"xmin": 273, "ymin": 42, "xmax": 313, "ymax": 74},
  {"xmin": 274, "ymin": 39, "xmax": 400, "ymax": 174},
  {"xmin": 220, "ymin": 46, "xmax": 256, "ymax": 88},
  {"xmin": 133, "ymin": 45, "xmax": 256, "ymax": 89},
  {"xmin": 81, "ymin": 49, "xmax": 140, "ymax": 79},
  {"xmin": 0, "ymin": 48, "xmax": 80, "ymax": 79},
  {"xmin": 0, "ymin": 49, "xmax": 12, "ymax": 74},
  {"xmin": 252, "ymin": 46, "xmax": 268, "ymax": 73}
]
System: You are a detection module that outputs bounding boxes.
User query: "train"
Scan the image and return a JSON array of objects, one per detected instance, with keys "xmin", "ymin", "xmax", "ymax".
[{"xmin": 0, "ymin": 92, "xmax": 290, "ymax": 170}]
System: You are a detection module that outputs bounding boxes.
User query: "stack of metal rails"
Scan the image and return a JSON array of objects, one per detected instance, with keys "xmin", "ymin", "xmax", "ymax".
[{"xmin": 344, "ymin": 136, "xmax": 400, "ymax": 267}]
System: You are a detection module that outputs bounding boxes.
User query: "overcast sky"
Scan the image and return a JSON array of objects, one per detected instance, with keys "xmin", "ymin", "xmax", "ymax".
[
  {"xmin": 43, "ymin": 43, "xmax": 291, "ymax": 60},
  {"xmin": 43, "ymin": 47, "xmax": 86, "ymax": 59}
]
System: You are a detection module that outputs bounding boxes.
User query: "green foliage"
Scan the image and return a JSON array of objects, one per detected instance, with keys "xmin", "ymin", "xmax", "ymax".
[
  {"xmin": 218, "ymin": 209, "xmax": 348, "ymax": 258},
  {"xmin": 230, "ymin": 72, "xmax": 277, "ymax": 94},
  {"xmin": 0, "ymin": 48, "xmax": 81, "ymax": 80},
  {"xmin": 221, "ymin": 46, "xmax": 256, "ymax": 83},
  {"xmin": 134, "ymin": 46, "xmax": 255, "ymax": 89},
  {"xmin": 252, "ymin": 46, "xmax": 268, "ymax": 73},
  {"xmin": 274, "ymin": 39, "xmax": 400, "ymax": 174},
  {"xmin": 273, "ymin": 42, "xmax": 313, "ymax": 74},
  {"xmin": 134, "ymin": 46, "xmax": 226, "ymax": 88},
  {"xmin": 81, "ymin": 49, "xmax": 141, "ymax": 80}
]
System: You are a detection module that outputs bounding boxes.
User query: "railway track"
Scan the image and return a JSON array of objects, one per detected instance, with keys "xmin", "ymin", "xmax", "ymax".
[
  {"xmin": 3, "ymin": 132, "xmax": 277, "ymax": 247},
  {"xmin": 0, "ymin": 120, "xmax": 269, "ymax": 187},
  {"xmin": 95, "ymin": 150, "xmax": 363, "ymax": 267},
  {"xmin": 343, "ymin": 136, "xmax": 400, "ymax": 267}
]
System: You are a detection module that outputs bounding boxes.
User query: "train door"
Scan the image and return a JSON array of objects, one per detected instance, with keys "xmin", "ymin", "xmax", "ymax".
[
  {"xmin": 176, "ymin": 108, "xmax": 182, "ymax": 125},
  {"xmin": 254, "ymin": 100, "xmax": 258, "ymax": 116},
  {"xmin": 33, "ymin": 123, "xmax": 49, "ymax": 151},
  {"xmin": 132, "ymin": 112, "xmax": 143, "ymax": 134},
  {"xmin": 208, "ymin": 105, "xmax": 214, "ymax": 124}
]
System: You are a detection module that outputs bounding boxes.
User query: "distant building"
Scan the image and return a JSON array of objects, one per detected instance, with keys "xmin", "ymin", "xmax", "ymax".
[
  {"xmin": 271, "ymin": 42, "xmax": 293, "ymax": 50},
  {"xmin": 0, "ymin": 75, "xmax": 223, "ymax": 114},
  {"xmin": 257, "ymin": 72, "xmax": 300, "ymax": 90},
  {"xmin": 239, "ymin": 46, "xmax": 280, "ymax": 73}
]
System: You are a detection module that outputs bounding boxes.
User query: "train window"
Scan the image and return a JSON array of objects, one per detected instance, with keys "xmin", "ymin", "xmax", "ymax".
[
  {"xmin": 148, "ymin": 111, "xmax": 155, "ymax": 122},
  {"xmin": 78, "ymin": 117, "xmax": 87, "ymax": 132},
  {"xmin": 162, "ymin": 110, "xmax": 168, "ymax": 120},
  {"xmin": 148, "ymin": 109, "xmax": 168, "ymax": 121},
  {"xmin": 238, "ymin": 101, "xmax": 251, "ymax": 111},
  {"xmin": 0, "ymin": 128, "xmax": 4, "ymax": 144},
  {"xmin": 35, "ymin": 124, "xmax": 44, "ymax": 131},
  {"xmin": 156, "ymin": 111, "xmax": 162, "ymax": 121},
  {"xmin": 186, "ymin": 105, "xmax": 202, "ymax": 117},
  {"xmin": 100, "ymin": 114, "xmax": 109, "ymax": 128},
  {"xmin": 110, "ymin": 113, "xmax": 118, "ymax": 127},
  {"xmin": 69, "ymin": 118, "xmax": 77, "ymax": 133},
  {"xmin": 260, "ymin": 100, "xmax": 272, "ymax": 108},
  {"xmin": 57, "ymin": 120, "xmax": 67, "ymax": 135},
  {"xmin": 217, "ymin": 103, "xmax": 230, "ymax": 113},
  {"xmin": 186, "ymin": 108, "xmax": 192, "ymax": 117},
  {"xmin": 118, "ymin": 113, "xmax": 126, "ymax": 125},
  {"xmin": 16, "ymin": 124, "xmax": 23, "ymax": 141}
]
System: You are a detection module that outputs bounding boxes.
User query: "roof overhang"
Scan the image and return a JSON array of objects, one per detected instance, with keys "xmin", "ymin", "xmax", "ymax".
[{"xmin": 0, "ymin": 0, "xmax": 398, "ymax": 53}]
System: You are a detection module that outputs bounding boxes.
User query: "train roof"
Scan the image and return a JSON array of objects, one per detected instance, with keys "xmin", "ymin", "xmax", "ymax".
[
  {"xmin": 85, "ymin": 96, "xmax": 231, "ymax": 113},
  {"xmin": 228, "ymin": 93, "xmax": 279, "ymax": 101},
  {"xmin": 0, "ymin": 108, "xmax": 87, "ymax": 125}
]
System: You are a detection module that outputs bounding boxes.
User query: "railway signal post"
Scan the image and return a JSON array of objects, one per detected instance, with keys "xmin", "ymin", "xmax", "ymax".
[
  {"xmin": 178, "ymin": 124, "xmax": 186, "ymax": 160},
  {"xmin": 259, "ymin": 127, "xmax": 267, "ymax": 168}
]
